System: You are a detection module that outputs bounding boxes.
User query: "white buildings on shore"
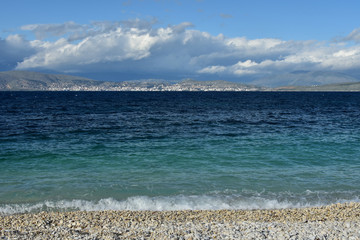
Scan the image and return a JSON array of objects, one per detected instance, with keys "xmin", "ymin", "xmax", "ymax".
[{"xmin": 47, "ymin": 81, "xmax": 263, "ymax": 91}]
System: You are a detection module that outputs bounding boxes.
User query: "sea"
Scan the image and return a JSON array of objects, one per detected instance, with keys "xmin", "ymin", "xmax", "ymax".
[{"xmin": 1, "ymin": 91, "xmax": 360, "ymax": 215}]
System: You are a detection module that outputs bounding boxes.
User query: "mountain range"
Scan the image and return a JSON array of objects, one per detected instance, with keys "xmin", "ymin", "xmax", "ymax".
[
  {"xmin": 0, "ymin": 71, "xmax": 264, "ymax": 91},
  {"xmin": 1, "ymin": 70, "xmax": 360, "ymax": 91},
  {"xmin": 251, "ymin": 71, "xmax": 360, "ymax": 87}
]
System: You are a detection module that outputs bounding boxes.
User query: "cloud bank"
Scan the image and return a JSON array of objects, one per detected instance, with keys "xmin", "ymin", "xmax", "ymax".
[
  {"xmin": 0, "ymin": 34, "xmax": 36, "ymax": 70},
  {"xmin": 2, "ymin": 20, "xmax": 360, "ymax": 85}
]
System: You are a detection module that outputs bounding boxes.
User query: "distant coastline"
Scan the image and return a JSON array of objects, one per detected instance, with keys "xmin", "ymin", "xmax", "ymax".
[
  {"xmin": 1, "ymin": 70, "xmax": 360, "ymax": 91},
  {"xmin": 0, "ymin": 71, "xmax": 265, "ymax": 92}
]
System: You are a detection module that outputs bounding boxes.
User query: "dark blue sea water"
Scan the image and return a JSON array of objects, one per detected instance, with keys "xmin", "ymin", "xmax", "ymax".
[{"xmin": 1, "ymin": 91, "xmax": 360, "ymax": 214}]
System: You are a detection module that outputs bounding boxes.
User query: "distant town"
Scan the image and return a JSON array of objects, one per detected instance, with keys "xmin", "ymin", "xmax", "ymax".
[
  {"xmin": 0, "ymin": 71, "xmax": 266, "ymax": 91},
  {"xmin": 46, "ymin": 81, "xmax": 264, "ymax": 92},
  {"xmin": 1, "ymin": 71, "xmax": 360, "ymax": 91}
]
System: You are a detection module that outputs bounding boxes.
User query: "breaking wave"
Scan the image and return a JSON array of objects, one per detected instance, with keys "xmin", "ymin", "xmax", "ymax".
[{"xmin": 1, "ymin": 192, "xmax": 359, "ymax": 215}]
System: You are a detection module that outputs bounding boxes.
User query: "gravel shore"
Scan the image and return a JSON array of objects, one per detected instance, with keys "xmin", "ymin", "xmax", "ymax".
[{"xmin": 1, "ymin": 202, "xmax": 360, "ymax": 239}]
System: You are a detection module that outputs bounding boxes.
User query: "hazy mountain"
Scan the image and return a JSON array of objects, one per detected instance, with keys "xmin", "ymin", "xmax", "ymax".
[
  {"xmin": 175, "ymin": 79, "xmax": 263, "ymax": 90},
  {"xmin": 252, "ymin": 71, "xmax": 360, "ymax": 87},
  {"xmin": 275, "ymin": 81, "xmax": 360, "ymax": 91},
  {"xmin": 0, "ymin": 71, "xmax": 264, "ymax": 91},
  {"xmin": 2, "ymin": 70, "xmax": 360, "ymax": 91},
  {"xmin": 0, "ymin": 71, "xmax": 102, "ymax": 91}
]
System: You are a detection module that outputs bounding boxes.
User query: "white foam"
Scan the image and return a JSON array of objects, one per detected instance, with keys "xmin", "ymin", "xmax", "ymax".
[{"xmin": 1, "ymin": 194, "xmax": 358, "ymax": 215}]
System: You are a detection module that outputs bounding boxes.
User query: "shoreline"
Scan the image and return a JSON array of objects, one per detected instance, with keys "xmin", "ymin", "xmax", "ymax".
[{"xmin": 1, "ymin": 202, "xmax": 360, "ymax": 239}]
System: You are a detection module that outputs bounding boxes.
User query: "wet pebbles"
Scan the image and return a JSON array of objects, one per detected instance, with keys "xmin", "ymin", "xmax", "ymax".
[{"xmin": 1, "ymin": 202, "xmax": 360, "ymax": 239}]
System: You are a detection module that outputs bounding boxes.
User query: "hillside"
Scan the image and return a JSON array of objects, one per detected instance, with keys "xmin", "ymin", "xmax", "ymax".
[
  {"xmin": 0, "ymin": 71, "xmax": 264, "ymax": 91},
  {"xmin": 275, "ymin": 81, "xmax": 360, "ymax": 91},
  {"xmin": 0, "ymin": 71, "xmax": 103, "ymax": 91},
  {"xmin": 2, "ymin": 70, "xmax": 360, "ymax": 91},
  {"xmin": 252, "ymin": 71, "xmax": 359, "ymax": 88}
]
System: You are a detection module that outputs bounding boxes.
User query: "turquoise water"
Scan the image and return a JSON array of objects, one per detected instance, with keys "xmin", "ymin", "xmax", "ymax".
[{"xmin": 1, "ymin": 92, "xmax": 360, "ymax": 214}]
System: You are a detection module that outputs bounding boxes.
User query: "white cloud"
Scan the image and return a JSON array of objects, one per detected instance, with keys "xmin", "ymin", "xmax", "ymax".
[
  {"xmin": 171, "ymin": 22, "xmax": 194, "ymax": 33},
  {"xmin": 197, "ymin": 39, "xmax": 360, "ymax": 78},
  {"xmin": 16, "ymin": 21, "xmax": 214, "ymax": 73},
  {"xmin": 0, "ymin": 34, "xmax": 35, "ymax": 70},
  {"xmin": 198, "ymin": 65, "xmax": 226, "ymax": 74},
  {"xmin": 3, "ymin": 20, "xmax": 360, "ymax": 82},
  {"xmin": 21, "ymin": 21, "xmax": 87, "ymax": 40},
  {"xmin": 235, "ymin": 60, "xmax": 258, "ymax": 68},
  {"xmin": 226, "ymin": 37, "xmax": 283, "ymax": 49},
  {"xmin": 17, "ymin": 25, "xmax": 164, "ymax": 71},
  {"xmin": 322, "ymin": 46, "xmax": 360, "ymax": 70},
  {"xmin": 341, "ymin": 28, "xmax": 360, "ymax": 43}
]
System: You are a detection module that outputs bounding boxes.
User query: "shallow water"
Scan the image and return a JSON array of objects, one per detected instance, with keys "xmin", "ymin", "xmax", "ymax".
[{"xmin": 1, "ymin": 91, "xmax": 360, "ymax": 214}]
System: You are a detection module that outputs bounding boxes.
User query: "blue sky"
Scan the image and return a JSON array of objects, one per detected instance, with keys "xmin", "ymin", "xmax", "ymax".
[
  {"xmin": 2, "ymin": 0, "xmax": 359, "ymax": 40},
  {"xmin": 1, "ymin": 0, "xmax": 360, "ymax": 86}
]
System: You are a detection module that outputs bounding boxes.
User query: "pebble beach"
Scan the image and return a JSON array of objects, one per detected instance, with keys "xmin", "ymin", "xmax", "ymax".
[{"xmin": 1, "ymin": 202, "xmax": 360, "ymax": 239}]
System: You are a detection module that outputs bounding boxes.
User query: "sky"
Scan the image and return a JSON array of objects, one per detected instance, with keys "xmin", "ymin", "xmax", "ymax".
[{"xmin": 1, "ymin": 0, "xmax": 360, "ymax": 85}]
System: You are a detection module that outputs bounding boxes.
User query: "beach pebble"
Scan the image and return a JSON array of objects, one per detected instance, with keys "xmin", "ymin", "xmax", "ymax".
[{"xmin": 1, "ymin": 202, "xmax": 360, "ymax": 239}]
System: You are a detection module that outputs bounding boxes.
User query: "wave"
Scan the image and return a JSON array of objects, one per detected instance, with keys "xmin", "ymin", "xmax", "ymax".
[{"xmin": 1, "ymin": 192, "xmax": 359, "ymax": 215}]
